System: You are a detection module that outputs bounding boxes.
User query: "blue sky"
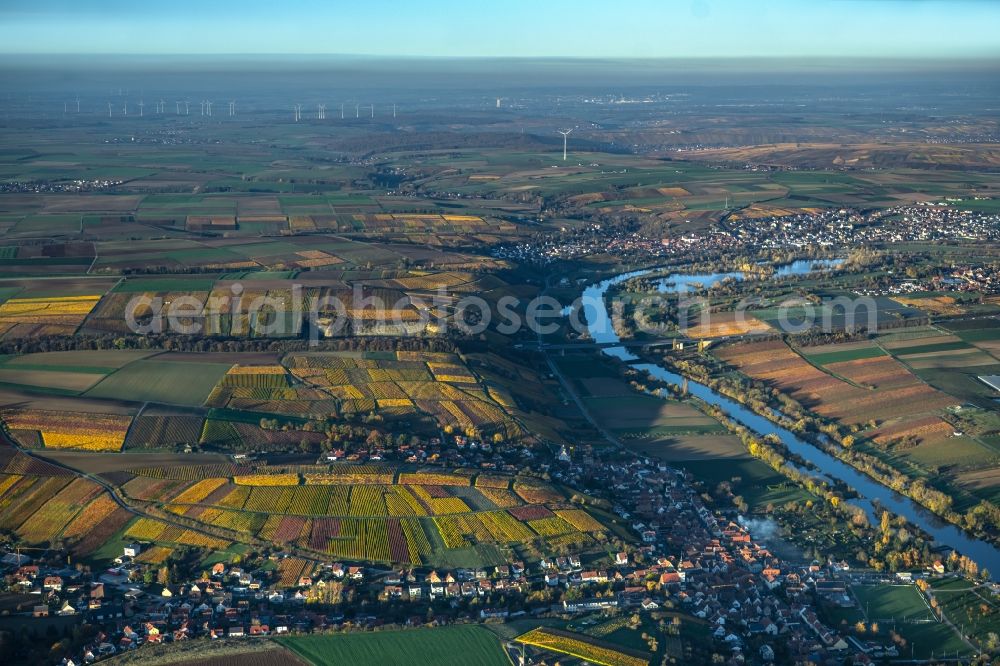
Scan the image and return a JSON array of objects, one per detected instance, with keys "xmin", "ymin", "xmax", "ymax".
[{"xmin": 0, "ymin": 0, "xmax": 997, "ymax": 58}]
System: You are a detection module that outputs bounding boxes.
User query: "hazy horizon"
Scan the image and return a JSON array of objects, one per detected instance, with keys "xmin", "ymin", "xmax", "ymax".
[{"xmin": 1, "ymin": 0, "xmax": 998, "ymax": 59}]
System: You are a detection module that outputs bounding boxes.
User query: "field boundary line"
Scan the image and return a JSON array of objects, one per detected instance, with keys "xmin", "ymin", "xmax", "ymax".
[{"xmin": 788, "ymin": 342, "xmax": 871, "ymax": 390}]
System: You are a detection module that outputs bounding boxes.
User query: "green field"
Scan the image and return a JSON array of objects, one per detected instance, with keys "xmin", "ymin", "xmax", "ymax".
[
  {"xmin": 891, "ymin": 341, "xmax": 973, "ymax": 357},
  {"xmin": 894, "ymin": 621, "xmax": 972, "ymax": 660},
  {"xmin": 1, "ymin": 350, "xmax": 154, "ymax": 371},
  {"xmin": 677, "ymin": 458, "xmax": 814, "ymax": 508},
  {"xmin": 802, "ymin": 346, "xmax": 886, "ymax": 365},
  {"xmin": 113, "ymin": 276, "xmax": 219, "ymax": 292},
  {"xmin": 852, "ymin": 584, "xmax": 934, "ymax": 622},
  {"xmin": 915, "ymin": 365, "xmax": 1000, "ymax": 405},
  {"xmin": 847, "ymin": 584, "xmax": 971, "ymax": 658},
  {"xmin": 277, "ymin": 626, "xmax": 510, "ymax": 666},
  {"xmin": 84, "ymin": 358, "xmax": 233, "ymax": 406}
]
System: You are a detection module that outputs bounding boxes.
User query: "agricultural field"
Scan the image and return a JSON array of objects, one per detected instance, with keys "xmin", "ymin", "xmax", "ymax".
[
  {"xmin": 282, "ymin": 351, "xmax": 523, "ymax": 437},
  {"xmin": 123, "ymin": 408, "xmax": 205, "ymax": 450},
  {"xmin": 0, "ymin": 292, "xmax": 102, "ymax": 339},
  {"xmin": 4, "ymin": 451, "xmax": 593, "ymax": 571},
  {"xmin": 684, "ymin": 310, "xmax": 773, "ymax": 339},
  {"xmin": 84, "ymin": 356, "xmax": 234, "ymax": 406},
  {"xmin": 110, "ymin": 464, "xmax": 612, "ymax": 566},
  {"xmin": 889, "ymin": 325, "xmax": 1000, "ymax": 406},
  {"xmin": 716, "ymin": 338, "xmax": 959, "ymax": 439},
  {"xmin": 106, "ymin": 640, "xmax": 306, "ymax": 666},
  {"xmin": 677, "ymin": 457, "xmax": 816, "ymax": 511},
  {"xmin": 715, "ymin": 336, "xmax": 1000, "ymax": 505},
  {"xmin": 0, "ymin": 349, "xmax": 156, "ymax": 397},
  {"xmin": 0, "ymin": 246, "xmax": 521, "ymax": 343},
  {"xmin": 0, "ymin": 206, "xmax": 518, "ymax": 276},
  {"xmin": 0, "ymin": 447, "xmax": 132, "ymax": 558},
  {"xmin": 516, "ymin": 626, "xmax": 651, "ymax": 666},
  {"xmin": 556, "ymin": 354, "xmax": 741, "ymax": 461},
  {"xmin": 1, "ymin": 408, "xmax": 132, "ymax": 451},
  {"xmin": 0, "ymin": 348, "xmax": 533, "ymax": 453},
  {"xmin": 277, "ymin": 626, "xmax": 510, "ymax": 666}
]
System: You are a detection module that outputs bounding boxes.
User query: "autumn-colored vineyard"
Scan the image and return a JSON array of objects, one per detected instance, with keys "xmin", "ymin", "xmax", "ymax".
[
  {"xmin": 0, "ymin": 445, "xmax": 608, "ymax": 567},
  {"xmin": 1, "ymin": 408, "xmax": 132, "ymax": 451},
  {"xmin": 517, "ymin": 628, "xmax": 650, "ymax": 666}
]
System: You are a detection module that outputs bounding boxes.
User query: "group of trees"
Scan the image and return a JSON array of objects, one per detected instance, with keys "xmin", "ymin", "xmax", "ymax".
[{"xmin": 0, "ymin": 332, "xmax": 459, "ymax": 357}]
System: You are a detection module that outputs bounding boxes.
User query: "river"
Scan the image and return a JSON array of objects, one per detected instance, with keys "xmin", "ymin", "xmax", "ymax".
[{"xmin": 578, "ymin": 262, "xmax": 1000, "ymax": 579}]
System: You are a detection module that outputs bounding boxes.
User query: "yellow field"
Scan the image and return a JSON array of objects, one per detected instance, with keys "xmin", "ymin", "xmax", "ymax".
[
  {"xmin": 288, "ymin": 216, "xmax": 316, "ymax": 231},
  {"xmin": 656, "ymin": 187, "xmax": 691, "ymax": 197},
  {"xmin": 234, "ymin": 473, "xmax": 299, "ymax": 486},
  {"xmin": 125, "ymin": 517, "xmax": 168, "ymax": 541},
  {"xmin": 42, "ymin": 432, "xmax": 123, "ymax": 451},
  {"xmin": 227, "ymin": 365, "xmax": 287, "ymax": 375},
  {"xmin": 0, "ymin": 294, "xmax": 101, "ymax": 329},
  {"xmin": 0, "ymin": 474, "xmax": 22, "ymax": 495},
  {"xmin": 136, "ymin": 546, "xmax": 173, "ymax": 564},
  {"xmin": 171, "ymin": 478, "xmax": 227, "ymax": 504},
  {"xmin": 442, "ymin": 214, "xmax": 484, "ymax": 222},
  {"xmin": 685, "ymin": 312, "xmax": 773, "ymax": 338},
  {"xmin": 0, "ymin": 294, "xmax": 101, "ymax": 317},
  {"xmin": 376, "ymin": 398, "xmax": 413, "ymax": 408},
  {"xmin": 517, "ymin": 628, "xmax": 648, "ymax": 666},
  {"xmin": 893, "ymin": 295, "xmax": 964, "ymax": 316},
  {"xmin": 2, "ymin": 409, "xmax": 131, "ymax": 451},
  {"xmin": 285, "ymin": 351, "xmax": 519, "ymax": 436},
  {"xmin": 555, "ymin": 509, "xmax": 605, "ymax": 532}
]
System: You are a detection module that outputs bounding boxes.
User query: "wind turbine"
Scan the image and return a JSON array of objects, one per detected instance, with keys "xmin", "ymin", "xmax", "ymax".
[
  {"xmin": 229, "ymin": 101, "xmax": 235, "ymax": 117},
  {"xmin": 206, "ymin": 101, "xmax": 213, "ymax": 116},
  {"xmin": 317, "ymin": 104, "xmax": 325, "ymax": 120},
  {"xmin": 370, "ymin": 104, "xmax": 374, "ymax": 119},
  {"xmin": 138, "ymin": 100, "xmax": 144, "ymax": 117},
  {"xmin": 63, "ymin": 101, "xmax": 67, "ymax": 114},
  {"xmin": 558, "ymin": 128, "xmax": 573, "ymax": 161},
  {"xmin": 293, "ymin": 104, "xmax": 301, "ymax": 122},
  {"xmin": 108, "ymin": 102, "xmax": 113, "ymax": 118},
  {"xmin": 123, "ymin": 101, "xmax": 127, "ymax": 116},
  {"xmin": 355, "ymin": 103, "xmax": 360, "ymax": 119},
  {"xmin": 159, "ymin": 99, "xmax": 165, "ymax": 114},
  {"xmin": 392, "ymin": 103, "xmax": 396, "ymax": 118},
  {"xmin": 200, "ymin": 100, "xmax": 205, "ymax": 116},
  {"xmin": 184, "ymin": 100, "xmax": 190, "ymax": 115},
  {"xmin": 340, "ymin": 103, "xmax": 345, "ymax": 120},
  {"xmin": 75, "ymin": 97, "xmax": 80, "ymax": 113}
]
